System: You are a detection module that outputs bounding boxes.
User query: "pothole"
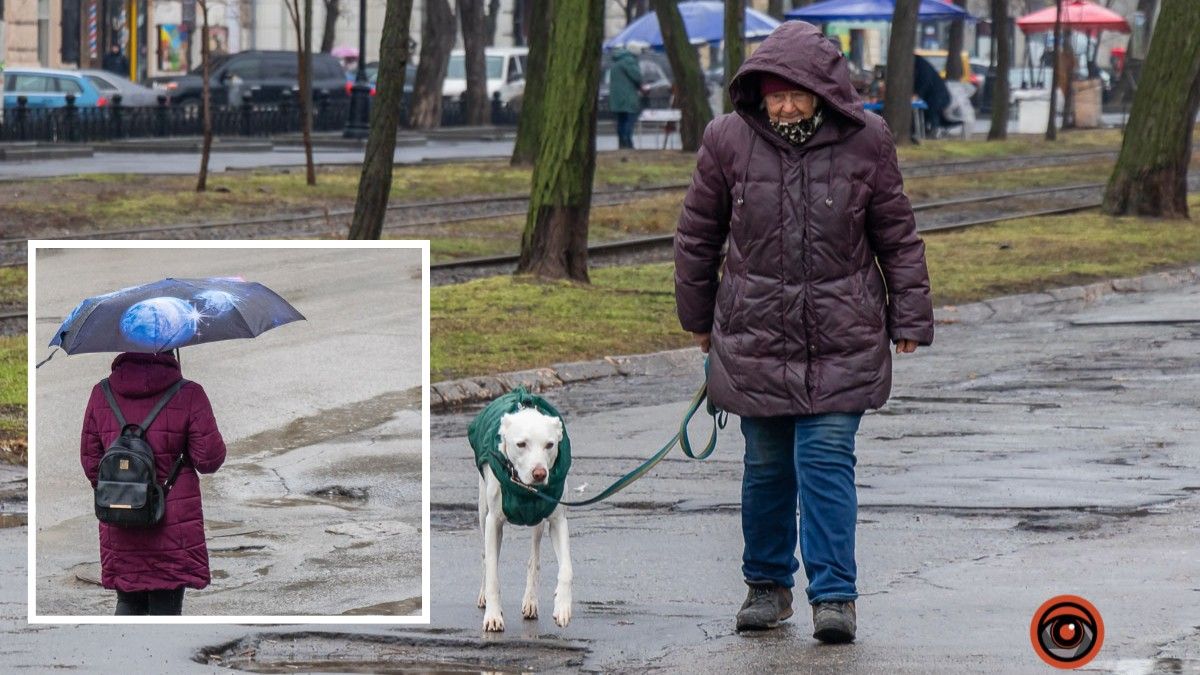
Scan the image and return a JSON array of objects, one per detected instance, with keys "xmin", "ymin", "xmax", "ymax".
[
  {"xmin": 198, "ymin": 631, "xmax": 587, "ymax": 673},
  {"xmin": 308, "ymin": 485, "xmax": 370, "ymax": 503}
]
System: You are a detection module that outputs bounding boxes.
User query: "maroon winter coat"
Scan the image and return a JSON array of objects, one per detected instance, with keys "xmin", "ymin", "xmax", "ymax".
[
  {"xmin": 81, "ymin": 352, "xmax": 226, "ymax": 592},
  {"xmin": 675, "ymin": 21, "xmax": 934, "ymax": 418}
]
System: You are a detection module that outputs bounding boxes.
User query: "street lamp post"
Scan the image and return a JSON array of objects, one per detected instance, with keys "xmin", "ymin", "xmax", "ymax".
[{"xmin": 343, "ymin": 0, "xmax": 370, "ymax": 138}]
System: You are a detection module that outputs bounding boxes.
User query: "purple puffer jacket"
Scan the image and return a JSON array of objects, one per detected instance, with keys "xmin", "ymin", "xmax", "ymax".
[
  {"xmin": 674, "ymin": 21, "xmax": 934, "ymax": 418},
  {"xmin": 81, "ymin": 352, "xmax": 226, "ymax": 592}
]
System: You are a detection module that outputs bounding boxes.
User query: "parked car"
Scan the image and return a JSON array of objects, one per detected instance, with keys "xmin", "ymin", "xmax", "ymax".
[
  {"xmin": 2, "ymin": 67, "xmax": 109, "ymax": 108},
  {"xmin": 442, "ymin": 47, "xmax": 528, "ymax": 107},
  {"xmin": 598, "ymin": 50, "xmax": 675, "ymax": 114},
  {"xmin": 80, "ymin": 69, "xmax": 162, "ymax": 106},
  {"xmin": 150, "ymin": 50, "xmax": 350, "ymax": 108}
]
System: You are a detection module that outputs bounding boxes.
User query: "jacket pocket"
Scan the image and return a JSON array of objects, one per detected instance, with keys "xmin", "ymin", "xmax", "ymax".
[{"xmin": 854, "ymin": 267, "xmax": 885, "ymax": 330}]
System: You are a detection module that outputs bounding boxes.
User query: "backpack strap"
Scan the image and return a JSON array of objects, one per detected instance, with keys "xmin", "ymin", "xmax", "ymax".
[
  {"xmin": 99, "ymin": 379, "xmax": 128, "ymax": 428},
  {"xmin": 139, "ymin": 379, "xmax": 188, "ymax": 430}
]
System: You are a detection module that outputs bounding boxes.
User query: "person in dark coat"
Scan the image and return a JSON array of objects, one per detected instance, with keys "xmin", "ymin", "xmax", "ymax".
[
  {"xmin": 913, "ymin": 54, "xmax": 952, "ymax": 137},
  {"xmin": 102, "ymin": 45, "xmax": 129, "ymax": 78},
  {"xmin": 674, "ymin": 21, "xmax": 933, "ymax": 642},
  {"xmin": 81, "ymin": 352, "xmax": 227, "ymax": 615},
  {"xmin": 608, "ymin": 46, "xmax": 645, "ymax": 149}
]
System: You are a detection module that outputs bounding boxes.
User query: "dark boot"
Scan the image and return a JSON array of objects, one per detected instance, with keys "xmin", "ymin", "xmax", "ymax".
[
  {"xmin": 812, "ymin": 601, "xmax": 857, "ymax": 643},
  {"xmin": 735, "ymin": 582, "xmax": 793, "ymax": 631}
]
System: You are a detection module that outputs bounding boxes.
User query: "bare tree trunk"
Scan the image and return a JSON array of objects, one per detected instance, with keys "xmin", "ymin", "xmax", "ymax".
[
  {"xmin": 651, "ymin": 0, "xmax": 712, "ymax": 152},
  {"xmin": 348, "ymin": 0, "xmax": 415, "ymax": 239},
  {"xmin": 1046, "ymin": 0, "xmax": 1063, "ymax": 140},
  {"xmin": 196, "ymin": 2, "xmax": 213, "ymax": 192},
  {"xmin": 459, "ymin": 0, "xmax": 489, "ymax": 125},
  {"xmin": 884, "ymin": 0, "xmax": 919, "ymax": 145},
  {"xmin": 987, "ymin": 0, "xmax": 1010, "ymax": 141},
  {"xmin": 409, "ymin": 0, "xmax": 456, "ymax": 129},
  {"xmin": 285, "ymin": 0, "xmax": 316, "ymax": 185},
  {"xmin": 1102, "ymin": 2, "xmax": 1200, "ymax": 218},
  {"xmin": 515, "ymin": 0, "xmax": 604, "ymax": 281},
  {"xmin": 944, "ymin": 0, "xmax": 967, "ymax": 81},
  {"xmin": 484, "ymin": 0, "xmax": 500, "ymax": 46},
  {"xmin": 1062, "ymin": 29, "xmax": 1076, "ymax": 129},
  {"xmin": 321, "ymin": 0, "xmax": 339, "ymax": 52},
  {"xmin": 510, "ymin": 0, "xmax": 551, "ymax": 165},
  {"xmin": 724, "ymin": 0, "xmax": 744, "ymax": 114}
]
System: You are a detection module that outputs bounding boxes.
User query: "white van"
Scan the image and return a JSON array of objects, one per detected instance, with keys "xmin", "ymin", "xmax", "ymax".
[{"xmin": 442, "ymin": 47, "xmax": 528, "ymax": 107}]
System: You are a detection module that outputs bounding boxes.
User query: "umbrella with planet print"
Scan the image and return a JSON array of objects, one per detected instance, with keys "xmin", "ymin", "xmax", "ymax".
[{"xmin": 42, "ymin": 277, "xmax": 304, "ymax": 362}]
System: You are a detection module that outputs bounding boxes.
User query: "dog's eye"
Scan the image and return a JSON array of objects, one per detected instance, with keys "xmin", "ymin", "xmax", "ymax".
[
  {"xmin": 516, "ymin": 441, "xmax": 526, "ymax": 448},
  {"xmin": 544, "ymin": 442, "xmax": 554, "ymax": 449}
]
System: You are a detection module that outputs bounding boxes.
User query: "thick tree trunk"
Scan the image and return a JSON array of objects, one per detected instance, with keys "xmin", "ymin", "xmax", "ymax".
[
  {"xmin": 1062, "ymin": 29, "xmax": 1076, "ymax": 129},
  {"xmin": 348, "ymin": 0, "xmax": 415, "ymax": 239},
  {"xmin": 409, "ymin": 0, "xmax": 455, "ymax": 129},
  {"xmin": 944, "ymin": 0, "xmax": 966, "ymax": 81},
  {"xmin": 884, "ymin": 0, "xmax": 919, "ymax": 145},
  {"xmin": 459, "ymin": 0, "xmax": 489, "ymax": 125},
  {"xmin": 514, "ymin": 0, "xmax": 604, "ymax": 281},
  {"xmin": 321, "ymin": 0, "xmax": 339, "ymax": 53},
  {"xmin": 1102, "ymin": 2, "xmax": 1200, "ymax": 218},
  {"xmin": 510, "ymin": 0, "xmax": 551, "ymax": 165},
  {"xmin": 197, "ymin": 4, "xmax": 212, "ymax": 192},
  {"xmin": 651, "ymin": 0, "xmax": 712, "ymax": 152},
  {"xmin": 724, "ymin": 0, "xmax": 744, "ymax": 114},
  {"xmin": 1045, "ymin": 0, "xmax": 1063, "ymax": 140},
  {"xmin": 986, "ymin": 0, "xmax": 1010, "ymax": 141}
]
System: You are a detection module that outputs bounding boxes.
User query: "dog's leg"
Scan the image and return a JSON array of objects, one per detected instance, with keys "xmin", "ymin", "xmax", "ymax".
[
  {"xmin": 522, "ymin": 521, "xmax": 544, "ymax": 619},
  {"xmin": 482, "ymin": 507, "xmax": 506, "ymax": 631},
  {"xmin": 548, "ymin": 507, "xmax": 573, "ymax": 628},
  {"xmin": 477, "ymin": 476, "xmax": 488, "ymax": 609}
]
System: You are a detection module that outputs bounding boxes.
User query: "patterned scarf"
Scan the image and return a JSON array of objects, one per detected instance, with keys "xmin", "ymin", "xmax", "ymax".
[{"xmin": 770, "ymin": 108, "xmax": 824, "ymax": 145}]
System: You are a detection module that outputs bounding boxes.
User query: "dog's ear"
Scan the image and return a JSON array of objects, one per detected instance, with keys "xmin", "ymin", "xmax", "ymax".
[
  {"xmin": 551, "ymin": 416, "xmax": 563, "ymax": 443},
  {"xmin": 499, "ymin": 413, "xmax": 513, "ymax": 453}
]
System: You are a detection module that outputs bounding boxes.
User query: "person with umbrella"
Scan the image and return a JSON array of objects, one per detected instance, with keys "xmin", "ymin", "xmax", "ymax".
[
  {"xmin": 55, "ymin": 277, "xmax": 304, "ymax": 615},
  {"xmin": 674, "ymin": 21, "xmax": 933, "ymax": 642}
]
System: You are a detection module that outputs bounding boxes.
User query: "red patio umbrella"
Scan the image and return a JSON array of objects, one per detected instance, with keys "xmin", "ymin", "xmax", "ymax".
[{"xmin": 1016, "ymin": 0, "xmax": 1130, "ymax": 34}]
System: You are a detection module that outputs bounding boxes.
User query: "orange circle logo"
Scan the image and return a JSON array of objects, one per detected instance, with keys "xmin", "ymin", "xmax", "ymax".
[{"xmin": 1030, "ymin": 595, "xmax": 1104, "ymax": 668}]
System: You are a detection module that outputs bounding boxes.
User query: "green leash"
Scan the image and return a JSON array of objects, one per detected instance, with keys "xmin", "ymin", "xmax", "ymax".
[{"xmin": 482, "ymin": 361, "xmax": 727, "ymax": 509}]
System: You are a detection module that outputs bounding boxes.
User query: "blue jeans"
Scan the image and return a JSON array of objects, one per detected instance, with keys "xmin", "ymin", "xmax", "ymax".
[
  {"xmin": 615, "ymin": 111, "xmax": 637, "ymax": 149},
  {"xmin": 740, "ymin": 413, "xmax": 863, "ymax": 604}
]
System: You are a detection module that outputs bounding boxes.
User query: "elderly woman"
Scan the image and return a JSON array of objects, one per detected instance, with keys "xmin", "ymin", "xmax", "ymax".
[{"xmin": 674, "ymin": 22, "xmax": 933, "ymax": 643}]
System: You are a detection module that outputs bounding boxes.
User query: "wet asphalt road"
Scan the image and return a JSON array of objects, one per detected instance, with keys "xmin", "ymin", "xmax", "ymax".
[
  {"xmin": 29, "ymin": 247, "xmax": 424, "ymax": 618},
  {"xmin": 0, "ymin": 276, "xmax": 1197, "ymax": 673}
]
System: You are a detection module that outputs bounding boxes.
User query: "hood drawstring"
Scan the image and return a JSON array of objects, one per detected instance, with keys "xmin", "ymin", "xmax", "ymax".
[
  {"xmin": 825, "ymin": 145, "xmax": 835, "ymax": 208},
  {"xmin": 737, "ymin": 132, "xmax": 758, "ymax": 208}
]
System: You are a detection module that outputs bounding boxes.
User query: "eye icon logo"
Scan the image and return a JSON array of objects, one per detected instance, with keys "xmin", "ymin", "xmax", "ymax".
[{"xmin": 1031, "ymin": 595, "xmax": 1104, "ymax": 668}]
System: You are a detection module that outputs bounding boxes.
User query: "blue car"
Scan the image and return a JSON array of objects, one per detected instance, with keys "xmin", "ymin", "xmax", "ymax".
[{"xmin": 2, "ymin": 67, "xmax": 109, "ymax": 109}]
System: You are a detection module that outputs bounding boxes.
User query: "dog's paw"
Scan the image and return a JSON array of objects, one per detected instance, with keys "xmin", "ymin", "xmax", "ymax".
[
  {"xmin": 553, "ymin": 602, "xmax": 572, "ymax": 628},
  {"xmin": 522, "ymin": 597, "xmax": 538, "ymax": 619},
  {"xmin": 477, "ymin": 590, "xmax": 487, "ymax": 609},
  {"xmin": 482, "ymin": 610, "xmax": 505, "ymax": 632}
]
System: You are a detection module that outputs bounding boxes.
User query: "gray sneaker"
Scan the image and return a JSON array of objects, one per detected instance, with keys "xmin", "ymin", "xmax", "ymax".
[
  {"xmin": 812, "ymin": 601, "xmax": 857, "ymax": 643},
  {"xmin": 735, "ymin": 583, "xmax": 794, "ymax": 631}
]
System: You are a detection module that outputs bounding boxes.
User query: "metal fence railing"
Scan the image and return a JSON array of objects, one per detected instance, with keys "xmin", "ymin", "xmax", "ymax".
[{"xmin": 0, "ymin": 91, "xmax": 520, "ymax": 144}]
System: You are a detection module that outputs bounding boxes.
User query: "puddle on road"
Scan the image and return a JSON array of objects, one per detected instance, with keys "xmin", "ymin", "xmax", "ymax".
[
  {"xmin": 341, "ymin": 596, "xmax": 422, "ymax": 616},
  {"xmin": 200, "ymin": 631, "xmax": 585, "ymax": 673},
  {"xmin": 228, "ymin": 387, "xmax": 422, "ymax": 460}
]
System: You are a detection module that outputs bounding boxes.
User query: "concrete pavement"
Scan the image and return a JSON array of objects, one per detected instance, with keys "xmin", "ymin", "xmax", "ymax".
[{"xmin": 2, "ymin": 271, "xmax": 1197, "ymax": 672}]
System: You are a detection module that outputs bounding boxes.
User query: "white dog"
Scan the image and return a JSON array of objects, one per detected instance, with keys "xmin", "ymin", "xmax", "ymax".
[{"xmin": 477, "ymin": 407, "xmax": 573, "ymax": 632}]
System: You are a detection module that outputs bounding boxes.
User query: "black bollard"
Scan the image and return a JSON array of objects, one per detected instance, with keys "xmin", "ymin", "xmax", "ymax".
[
  {"xmin": 155, "ymin": 95, "xmax": 169, "ymax": 137},
  {"xmin": 64, "ymin": 93, "xmax": 79, "ymax": 142},
  {"xmin": 110, "ymin": 94, "xmax": 124, "ymax": 138}
]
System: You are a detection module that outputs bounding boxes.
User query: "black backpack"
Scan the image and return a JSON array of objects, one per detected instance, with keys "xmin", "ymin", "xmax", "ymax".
[{"xmin": 94, "ymin": 378, "xmax": 189, "ymax": 528}]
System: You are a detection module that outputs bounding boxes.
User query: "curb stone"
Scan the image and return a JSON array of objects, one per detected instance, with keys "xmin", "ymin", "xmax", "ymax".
[{"xmin": 431, "ymin": 264, "xmax": 1200, "ymax": 411}]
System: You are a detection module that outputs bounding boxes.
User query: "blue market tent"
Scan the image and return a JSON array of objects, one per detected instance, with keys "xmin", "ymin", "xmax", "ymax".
[
  {"xmin": 785, "ymin": 0, "xmax": 975, "ymax": 22},
  {"xmin": 604, "ymin": 1, "xmax": 782, "ymax": 50}
]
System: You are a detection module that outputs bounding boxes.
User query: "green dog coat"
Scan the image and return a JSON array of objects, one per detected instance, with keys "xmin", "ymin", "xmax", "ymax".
[{"xmin": 469, "ymin": 387, "xmax": 572, "ymax": 526}]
